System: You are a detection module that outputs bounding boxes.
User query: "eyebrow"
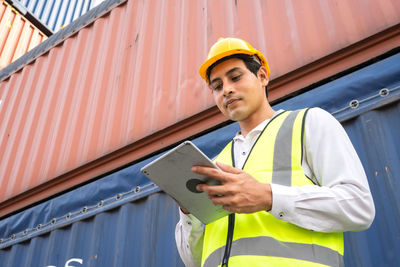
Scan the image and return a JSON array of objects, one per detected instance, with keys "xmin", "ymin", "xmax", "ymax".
[{"xmin": 210, "ymin": 67, "xmax": 241, "ymax": 85}]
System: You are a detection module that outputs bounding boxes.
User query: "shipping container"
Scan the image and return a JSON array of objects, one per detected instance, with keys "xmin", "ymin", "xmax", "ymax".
[
  {"xmin": 0, "ymin": 0, "xmax": 47, "ymax": 70},
  {"xmin": 9, "ymin": 0, "xmax": 105, "ymax": 32},
  {"xmin": 0, "ymin": 53, "xmax": 399, "ymax": 266},
  {"xmin": 0, "ymin": 0, "xmax": 399, "ymax": 217}
]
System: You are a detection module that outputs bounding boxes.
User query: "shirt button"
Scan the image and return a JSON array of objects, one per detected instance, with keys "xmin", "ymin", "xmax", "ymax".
[
  {"xmin": 279, "ymin": 212, "xmax": 284, "ymax": 218},
  {"xmin": 242, "ymin": 151, "xmax": 246, "ymax": 155}
]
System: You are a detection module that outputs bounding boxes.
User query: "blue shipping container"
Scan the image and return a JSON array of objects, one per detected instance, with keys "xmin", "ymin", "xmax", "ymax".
[
  {"xmin": 0, "ymin": 53, "xmax": 399, "ymax": 266},
  {"xmin": 13, "ymin": 0, "xmax": 105, "ymax": 32}
]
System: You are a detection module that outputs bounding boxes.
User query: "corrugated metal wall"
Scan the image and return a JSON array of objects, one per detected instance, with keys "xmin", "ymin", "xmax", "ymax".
[
  {"xmin": 342, "ymin": 101, "xmax": 400, "ymax": 267},
  {"xmin": 0, "ymin": 0, "xmax": 46, "ymax": 69},
  {"xmin": 15, "ymin": 0, "xmax": 104, "ymax": 32},
  {"xmin": 1, "ymin": 54, "xmax": 399, "ymax": 266},
  {"xmin": 0, "ymin": 193, "xmax": 185, "ymax": 267},
  {"xmin": 0, "ymin": 0, "xmax": 399, "ymax": 207}
]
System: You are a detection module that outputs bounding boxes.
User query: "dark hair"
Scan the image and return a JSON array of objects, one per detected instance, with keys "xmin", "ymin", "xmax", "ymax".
[{"xmin": 206, "ymin": 54, "xmax": 268, "ymax": 98}]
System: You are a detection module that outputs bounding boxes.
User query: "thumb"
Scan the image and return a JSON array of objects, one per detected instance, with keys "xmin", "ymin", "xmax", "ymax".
[{"xmin": 216, "ymin": 162, "xmax": 242, "ymax": 174}]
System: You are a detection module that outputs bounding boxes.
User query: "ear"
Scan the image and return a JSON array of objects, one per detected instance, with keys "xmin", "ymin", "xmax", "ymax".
[{"xmin": 258, "ymin": 66, "xmax": 269, "ymax": 87}]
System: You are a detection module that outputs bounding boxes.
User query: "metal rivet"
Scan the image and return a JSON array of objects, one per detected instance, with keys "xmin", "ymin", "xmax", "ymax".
[
  {"xmin": 349, "ymin": 100, "xmax": 359, "ymax": 109},
  {"xmin": 82, "ymin": 206, "xmax": 88, "ymax": 213},
  {"xmin": 66, "ymin": 213, "xmax": 72, "ymax": 219},
  {"xmin": 23, "ymin": 230, "xmax": 28, "ymax": 235},
  {"xmin": 36, "ymin": 224, "xmax": 42, "ymax": 230},
  {"xmin": 135, "ymin": 186, "xmax": 140, "ymax": 193},
  {"xmin": 51, "ymin": 218, "xmax": 57, "ymax": 225},
  {"xmin": 116, "ymin": 193, "xmax": 122, "ymax": 200},
  {"xmin": 11, "ymin": 234, "xmax": 16, "ymax": 240},
  {"xmin": 0, "ymin": 239, "xmax": 3, "ymax": 243},
  {"xmin": 97, "ymin": 200, "xmax": 104, "ymax": 207},
  {"xmin": 379, "ymin": 88, "xmax": 389, "ymax": 97}
]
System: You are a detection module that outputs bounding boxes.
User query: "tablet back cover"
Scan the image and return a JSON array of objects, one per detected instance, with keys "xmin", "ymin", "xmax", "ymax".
[{"xmin": 141, "ymin": 141, "xmax": 230, "ymax": 224}]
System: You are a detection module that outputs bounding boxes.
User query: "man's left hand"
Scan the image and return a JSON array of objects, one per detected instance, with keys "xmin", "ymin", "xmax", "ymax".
[{"xmin": 193, "ymin": 162, "xmax": 272, "ymax": 213}]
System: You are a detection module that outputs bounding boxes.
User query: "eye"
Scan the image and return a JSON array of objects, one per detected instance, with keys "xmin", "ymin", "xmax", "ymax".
[
  {"xmin": 231, "ymin": 74, "xmax": 242, "ymax": 82},
  {"xmin": 210, "ymin": 82, "xmax": 223, "ymax": 91}
]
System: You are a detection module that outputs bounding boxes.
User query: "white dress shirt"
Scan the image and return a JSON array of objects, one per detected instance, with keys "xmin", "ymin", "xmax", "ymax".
[{"xmin": 175, "ymin": 108, "xmax": 375, "ymax": 267}]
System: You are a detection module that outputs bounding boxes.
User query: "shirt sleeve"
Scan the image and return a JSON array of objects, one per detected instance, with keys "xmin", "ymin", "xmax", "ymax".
[
  {"xmin": 270, "ymin": 108, "xmax": 375, "ymax": 232},
  {"xmin": 175, "ymin": 209, "xmax": 205, "ymax": 267}
]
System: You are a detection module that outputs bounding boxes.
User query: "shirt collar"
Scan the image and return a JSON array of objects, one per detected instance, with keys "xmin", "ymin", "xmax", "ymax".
[{"xmin": 233, "ymin": 110, "xmax": 284, "ymax": 141}]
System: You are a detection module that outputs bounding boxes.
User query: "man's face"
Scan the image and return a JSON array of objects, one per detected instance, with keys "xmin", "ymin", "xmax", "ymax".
[{"xmin": 208, "ymin": 58, "xmax": 268, "ymax": 122}]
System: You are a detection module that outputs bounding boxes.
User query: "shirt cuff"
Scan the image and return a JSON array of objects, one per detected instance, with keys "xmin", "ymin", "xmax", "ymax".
[{"xmin": 269, "ymin": 183, "xmax": 297, "ymax": 221}]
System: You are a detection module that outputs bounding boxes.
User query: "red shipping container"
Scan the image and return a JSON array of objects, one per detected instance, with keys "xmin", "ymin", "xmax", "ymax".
[{"xmin": 0, "ymin": 0, "xmax": 47, "ymax": 70}]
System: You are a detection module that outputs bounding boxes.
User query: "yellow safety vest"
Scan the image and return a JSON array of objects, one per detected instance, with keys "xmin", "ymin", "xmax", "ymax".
[{"xmin": 201, "ymin": 109, "xmax": 344, "ymax": 267}]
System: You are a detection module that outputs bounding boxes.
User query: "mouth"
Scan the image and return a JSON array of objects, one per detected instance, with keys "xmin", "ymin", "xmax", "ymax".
[{"xmin": 225, "ymin": 98, "xmax": 240, "ymax": 109}]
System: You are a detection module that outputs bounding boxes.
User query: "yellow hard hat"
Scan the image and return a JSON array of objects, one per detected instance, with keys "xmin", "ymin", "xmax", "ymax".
[{"xmin": 199, "ymin": 37, "xmax": 270, "ymax": 83}]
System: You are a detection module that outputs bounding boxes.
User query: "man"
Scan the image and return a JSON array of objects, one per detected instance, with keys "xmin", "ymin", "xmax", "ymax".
[{"xmin": 175, "ymin": 37, "xmax": 375, "ymax": 267}]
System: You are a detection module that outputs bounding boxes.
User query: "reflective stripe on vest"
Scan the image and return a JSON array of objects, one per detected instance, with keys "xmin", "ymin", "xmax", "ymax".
[
  {"xmin": 201, "ymin": 109, "xmax": 344, "ymax": 267},
  {"xmin": 272, "ymin": 109, "xmax": 300, "ymax": 185},
  {"xmin": 204, "ymin": 236, "xmax": 344, "ymax": 267}
]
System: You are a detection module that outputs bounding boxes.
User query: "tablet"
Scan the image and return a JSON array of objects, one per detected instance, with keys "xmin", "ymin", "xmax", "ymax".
[{"xmin": 140, "ymin": 141, "xmax": 230, "ymax": 224}]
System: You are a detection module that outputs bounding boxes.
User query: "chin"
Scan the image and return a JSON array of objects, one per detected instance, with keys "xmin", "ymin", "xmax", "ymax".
[
  {"xmin": 227, "ymin": 112, "xmax": 247, "ymax": 121},
  {"xmin": 221, "ymin": 106, "xmax": 248, "ymax": 121}
]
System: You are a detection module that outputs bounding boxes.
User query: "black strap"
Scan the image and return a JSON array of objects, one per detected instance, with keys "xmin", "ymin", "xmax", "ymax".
[
  {"xmin": 221, "ymin": 213, "xmax": 235, "ymax": 266},
  {"xmin": 221, "ymin": 141, "xmax": 239, "ymax": 266}
]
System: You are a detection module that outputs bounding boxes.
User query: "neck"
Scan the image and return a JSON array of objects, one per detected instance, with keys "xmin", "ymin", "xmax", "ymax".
[{"xmin": 239, "ymin": 105, "xmax": 275, "ymax": 137}]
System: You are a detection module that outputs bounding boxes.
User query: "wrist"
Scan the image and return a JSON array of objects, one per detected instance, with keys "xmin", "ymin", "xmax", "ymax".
[{"xmin": 264, "ymin": 183, "xmax": 272, "ymax": 211}]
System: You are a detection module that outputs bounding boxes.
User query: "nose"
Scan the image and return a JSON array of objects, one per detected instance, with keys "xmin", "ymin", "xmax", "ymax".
[{"xmin": 223, "ymin": 81, "xmax": 234, "ymax": 97}]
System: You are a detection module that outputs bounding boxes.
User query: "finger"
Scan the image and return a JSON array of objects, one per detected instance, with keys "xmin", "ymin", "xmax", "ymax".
[
  {"xmin": 208, "ymin": 194, "xmax": 233, "ymax": 206},
  {"xmin": 198, "ymin": 183, "xmax": 230, "ymax": 196},
  {"xmin": 222, "ymin": 205, "xmax": 236, "ymax": 213},
  {"xmin": 192, "ymin": 166, "xmax": 231, "ymax": 183},
  {"xmin": 216, "ymin": 162, "xmax": 242, "ymax": 174}
]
